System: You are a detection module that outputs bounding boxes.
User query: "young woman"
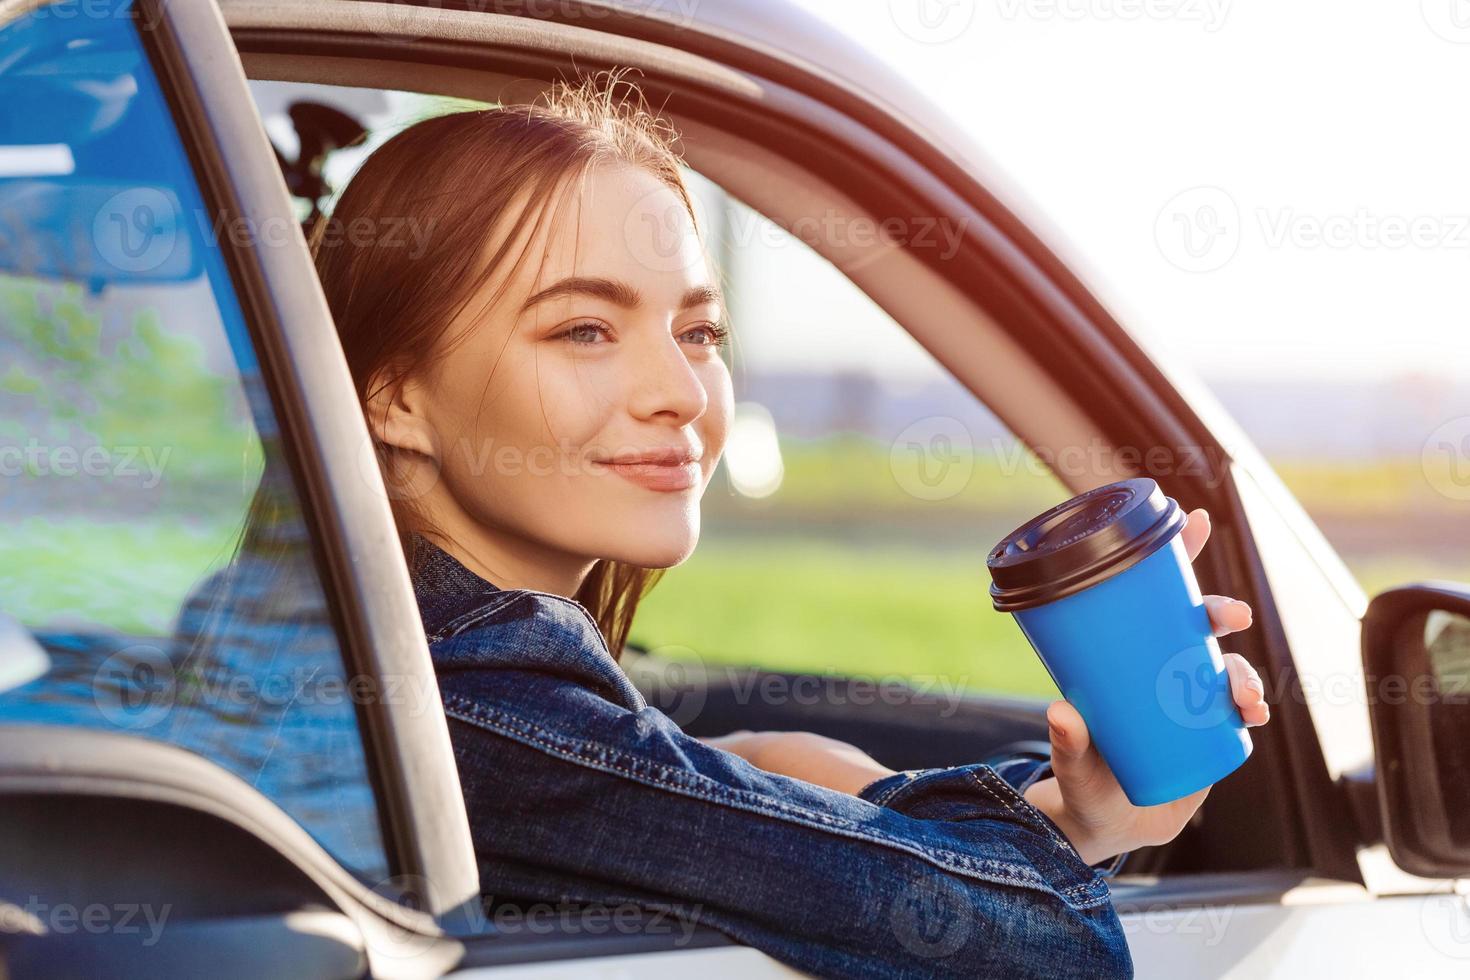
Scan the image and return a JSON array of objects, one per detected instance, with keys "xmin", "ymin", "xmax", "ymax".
[{"xmin": 312, "ymin": 72, "xmax": 1269, "ymax": 979}]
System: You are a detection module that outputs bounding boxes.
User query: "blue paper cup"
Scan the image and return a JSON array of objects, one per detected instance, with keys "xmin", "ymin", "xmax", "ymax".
[{"xmin": 986, "ymin": 478, "xmax": 1252, "ymax": 806}]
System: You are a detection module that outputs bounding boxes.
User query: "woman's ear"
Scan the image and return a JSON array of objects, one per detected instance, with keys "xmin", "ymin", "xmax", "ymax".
[{"xmin": 363, "ymin": 370, "xmax": 441, "ymax": 462}]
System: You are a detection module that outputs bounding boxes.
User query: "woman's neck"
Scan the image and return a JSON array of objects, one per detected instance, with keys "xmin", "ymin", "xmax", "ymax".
[{"xmin": 414, "ymin": 493, "xmax": 597, "ymax": 598}]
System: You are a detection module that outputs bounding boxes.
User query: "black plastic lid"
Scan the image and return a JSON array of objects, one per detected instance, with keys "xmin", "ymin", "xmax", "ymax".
[{"xmin": 986, "ymin": 477, "xmax": 1186, "ymax": 612}]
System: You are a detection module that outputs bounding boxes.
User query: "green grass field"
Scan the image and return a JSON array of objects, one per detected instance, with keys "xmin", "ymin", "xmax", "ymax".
[
  {"xmin": 5, "ymin": 434, "xmax": 1465, "ymax": 700},
  {"xmin": 625, "ymin": 439, "xmax": 1470, "ymax": 698},
  {"xmin": 628, "ymin": 534, "xmax": 1470, "ymax": 700},
  {"xmin": 627, "ymin": 536, "xmax": 1061, "ymax": 698}
]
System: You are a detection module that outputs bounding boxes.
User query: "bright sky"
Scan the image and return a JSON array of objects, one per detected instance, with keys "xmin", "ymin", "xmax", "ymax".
[{"xmin": 783, "ymin": 0, "xmax": 1470, "ymax": 383}]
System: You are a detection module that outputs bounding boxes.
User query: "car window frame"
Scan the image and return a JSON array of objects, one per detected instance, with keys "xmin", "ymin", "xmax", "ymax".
[
  {"xmin": 229, "ymin": 0, "xmax": 1321, "ymax": 872},
  {"xmin": 123, "ymin": 0, "xmax": 480, "ymax": 916},
  {"xmin": 220, "ymin": 0, "xmax": 1369, "ymax": 902}
]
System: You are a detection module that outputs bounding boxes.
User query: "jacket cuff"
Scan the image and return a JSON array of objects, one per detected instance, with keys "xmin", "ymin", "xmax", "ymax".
[
  {"xmin": 988, "ymin": 757, "xmax": 1129, "ymax": 878},
  {"xmin": 860, "ymin": 758, "xmax": 1129, "ymax": 878}
]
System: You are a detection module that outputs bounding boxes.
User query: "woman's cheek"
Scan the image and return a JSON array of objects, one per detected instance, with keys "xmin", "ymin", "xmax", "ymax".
[
  {"xmin": 700, "ymin": 360, "xmax": 735, "ymax": 458},
  {"xmin": 517, "ymin": 353, "xmax": 610, "ymax": 447}
]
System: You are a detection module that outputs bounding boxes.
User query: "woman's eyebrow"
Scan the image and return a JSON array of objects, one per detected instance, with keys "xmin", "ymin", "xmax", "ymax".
[{"xmin": 520, "ymin": 276, "xmax": 724, "ymax": 313}]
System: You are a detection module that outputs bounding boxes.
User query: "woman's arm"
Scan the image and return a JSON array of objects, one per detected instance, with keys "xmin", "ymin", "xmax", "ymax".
[
  {"xmin": 702, "ymin": 508, "xmax": 1271, "ymax": 867},
  {"xmin": 437, "ymin": 666, "xmax": 1131, "ymax": 980},
  {"xmin": 428, "ymin": 588, "xmax": 1131, "ymax": 979},
  {"xmin": 698, "ymin": 645, "xmax": 1266, "ymax": 867}
]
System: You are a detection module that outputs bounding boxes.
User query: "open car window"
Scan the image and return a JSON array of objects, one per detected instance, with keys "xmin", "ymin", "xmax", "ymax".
[
  {"xmin": 0, "ymin": 1, "xmax": 390, "ymax": 882},
  {"xmin": 242, "ymin": 77, "xmax": 1074, "ymax": 708}
]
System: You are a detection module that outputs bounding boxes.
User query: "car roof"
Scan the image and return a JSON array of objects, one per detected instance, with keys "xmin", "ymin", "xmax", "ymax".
[
  {"xmin": 568, "ymin": 0, "xmax": 1014, "ymax": 197},
  {"xmin": 530, "ymin": 0, "xmax": 1094, "ymax": 323},
  {"xmin": 231, "ymin": 0, "xmax": 1080, "ymax": 298}
]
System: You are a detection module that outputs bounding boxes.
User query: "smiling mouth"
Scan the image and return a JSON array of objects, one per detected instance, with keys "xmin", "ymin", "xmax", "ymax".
[{"xmin": 591, "ymin": 458, "xmax": 701, "ymax": 492}]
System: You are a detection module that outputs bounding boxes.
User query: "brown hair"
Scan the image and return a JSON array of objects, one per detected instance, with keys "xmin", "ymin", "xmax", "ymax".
[{"xmin": 309, "ymin": 69, "xmax": 702, "ymax": 658}]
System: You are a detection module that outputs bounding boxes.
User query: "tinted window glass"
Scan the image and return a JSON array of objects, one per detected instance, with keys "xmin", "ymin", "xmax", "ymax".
[{"xmin": 0, "ymin": 1, "xmax": 388, "ymax": 880}]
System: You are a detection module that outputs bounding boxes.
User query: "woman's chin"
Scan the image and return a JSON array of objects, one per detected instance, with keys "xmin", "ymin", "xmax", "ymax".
[{"xmin": 611, "ymin": 533, "xmax": 699, "ymax": 570}]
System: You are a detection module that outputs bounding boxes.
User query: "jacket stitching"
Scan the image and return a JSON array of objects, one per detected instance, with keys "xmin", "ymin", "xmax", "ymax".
[
  {"xmin": 434, "ymin": 591, "xmax": 527, "ymax": 642},
  {"xmin": 867, "ymin": 773, "xmax": 914, "ymax": 808},
  {"xmin": 979, "ymin": 763, "xmax": 1129, "ymax": 877},
  {"xmin": 445, "ymin": 694, "xmax": 1101, "ymax": 905},
  {"xmin": 969, "ymin": 768, "xmax": 1071, "ymax": 853},
  {"xmin": 441, "ymin": 692, "xmax": 1110, "ymax": 909},
  {"xmin": 438, "ymin": 589, "xmax": 613, "ymax": 658}
]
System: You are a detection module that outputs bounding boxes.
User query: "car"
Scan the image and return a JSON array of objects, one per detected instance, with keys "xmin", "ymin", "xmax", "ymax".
[{"xmin": 1, "ymin": 0, "xmax": 1467, "ymax": 977}]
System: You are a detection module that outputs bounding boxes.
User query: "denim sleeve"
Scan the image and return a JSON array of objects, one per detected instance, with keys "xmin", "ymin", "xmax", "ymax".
[
  {"xmin": 865, "ymin": 758, "xmax": 1130, "ymax": 879},
  {"xmin": 430, "ymin": 610, "xmax": 1133, "ymax": 979}
]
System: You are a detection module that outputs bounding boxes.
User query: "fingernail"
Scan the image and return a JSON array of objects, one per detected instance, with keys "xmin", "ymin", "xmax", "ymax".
[{"xmin": 1246, "ymin": 675, "xmax": 1264, "ymax": 696}]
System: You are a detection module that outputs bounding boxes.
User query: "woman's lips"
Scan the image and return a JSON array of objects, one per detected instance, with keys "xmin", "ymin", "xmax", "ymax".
[{"xmin": 594, "ymin": 459, "xmax": 700, "ymax": 492}]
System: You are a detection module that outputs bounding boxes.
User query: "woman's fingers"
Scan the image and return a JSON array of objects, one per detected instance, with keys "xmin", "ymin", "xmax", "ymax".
[
  {"xmin": 1205, "ymin": 594, "xmax": 1253, "ymax": 636},
  {"xmin": 1182, "ymin": 509, "xmax": 1255, "ymax": 637},
  {"xmin": 1181, "ymin": 508, "xmax": 1210, "ymax": 562},
  {"xmin": 1045, "ymin": 699, "xmax": 1092, "ymax": 760},
  {"xmin": 1223, "ymin": 652, "xmax": 1270, "ymax": 726},
  {"xmin": 1182, "ymin": 510, "xmax": 1264, "ymax": 724}
]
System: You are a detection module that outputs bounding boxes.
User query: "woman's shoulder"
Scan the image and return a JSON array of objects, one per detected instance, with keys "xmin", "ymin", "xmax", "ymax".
[
  {"xmin": 426, "ymin": 587, "xmax": 648, "ymax": 718},
  {"xmin": 409, "ymin": 533, "xmax": 643, "ymax": 710}
]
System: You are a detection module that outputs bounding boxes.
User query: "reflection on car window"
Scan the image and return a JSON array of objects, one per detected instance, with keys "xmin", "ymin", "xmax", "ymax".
[{"xmin": 0, "ymin": 1, "xmax": 388, "ymax": 881}]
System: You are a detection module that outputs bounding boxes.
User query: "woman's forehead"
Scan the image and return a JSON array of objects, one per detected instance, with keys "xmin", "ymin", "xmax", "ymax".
[{"xmin": 525, "ymin": 165, "xmax": 711, "ymax": 305}]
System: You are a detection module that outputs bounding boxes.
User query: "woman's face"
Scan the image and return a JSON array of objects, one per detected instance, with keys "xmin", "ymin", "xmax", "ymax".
[{"xmin": 389, "ymin": 161, "xmax": 732, "ymax": 590}]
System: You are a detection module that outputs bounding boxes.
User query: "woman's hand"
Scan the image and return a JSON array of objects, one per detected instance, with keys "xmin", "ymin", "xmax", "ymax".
[
  {"xmin": 698, "ymin": 729, "xmax": 896, "ymax": 795},
  {"xmin": 1022, "ymin": 507, "xmax": 1271, "ymax": 866}
]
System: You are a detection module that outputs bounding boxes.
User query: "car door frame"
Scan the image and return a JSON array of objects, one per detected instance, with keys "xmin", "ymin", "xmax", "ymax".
[{"xmin": 131, "ymin": 0, "xmax": 481, "ymax": 917}]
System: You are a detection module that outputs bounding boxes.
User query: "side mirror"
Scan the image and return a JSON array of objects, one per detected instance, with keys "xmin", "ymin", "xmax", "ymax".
[{"xmin": 1362, "ymin": 582, "xmax": 1470, "ymax": 877}]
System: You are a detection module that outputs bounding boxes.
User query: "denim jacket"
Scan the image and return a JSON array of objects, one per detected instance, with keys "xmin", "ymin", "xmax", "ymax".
[{"xmin": 409, "ymin": 533, "xmax": 1133, "ymax": 979}]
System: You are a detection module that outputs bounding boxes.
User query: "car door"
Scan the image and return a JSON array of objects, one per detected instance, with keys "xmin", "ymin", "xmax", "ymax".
[
  {"xmin": 0, "ymin": 2, "xmax": 811, "ymax": 977},
  {"xmin": 0, "ymin": 0, "xmax": 472, "ymax": 975}
]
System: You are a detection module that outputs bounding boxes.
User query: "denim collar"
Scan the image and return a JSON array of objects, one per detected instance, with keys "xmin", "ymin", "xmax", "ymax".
[
  {"xmin": 408, "ymin": 531, "xmax": 504, "ymax": 638},
  {"xmin": 407, "ymin": 531, "xmax": 644, "ymax": 708}
]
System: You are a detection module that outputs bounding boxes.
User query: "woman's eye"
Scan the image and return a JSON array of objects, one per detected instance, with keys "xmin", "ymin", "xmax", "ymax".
[
  {"xmin": 682, "ymin": 322, "xmax": 731, "ymax": 348},
  {"xmin": 559, "ymin": 321, "xmax": 609, "ymax": 345}
]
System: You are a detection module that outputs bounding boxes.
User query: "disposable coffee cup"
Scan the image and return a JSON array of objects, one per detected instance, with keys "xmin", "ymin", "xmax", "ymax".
[{"xmin": 986, "ymin": 477, "xmax": 1252, "ymax": 806}]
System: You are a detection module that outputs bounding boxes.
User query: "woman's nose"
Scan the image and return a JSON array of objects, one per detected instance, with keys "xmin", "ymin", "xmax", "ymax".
[{"xmin": 626, "ymin": 331, "xmax": 708, "ymax": 423}]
